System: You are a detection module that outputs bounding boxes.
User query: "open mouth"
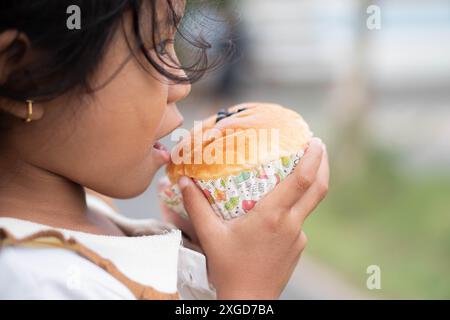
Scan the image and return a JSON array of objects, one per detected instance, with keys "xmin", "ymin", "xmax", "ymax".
[
  {"xmin": 153, "ymin": 141, "xmax": 168, "ymax": 152},
  {"xmin": 152, "ymin": 141, "xmax": 171, "ymax": 163},
  {"xmin": 151, "ymin": 117, "xmax": 184, "ymax": 163}
]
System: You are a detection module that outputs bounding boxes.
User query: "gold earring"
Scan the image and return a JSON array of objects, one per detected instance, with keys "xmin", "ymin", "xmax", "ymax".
[{"xmin": 24, "ymin": 100, "xmax": 33, "ymax": 123}]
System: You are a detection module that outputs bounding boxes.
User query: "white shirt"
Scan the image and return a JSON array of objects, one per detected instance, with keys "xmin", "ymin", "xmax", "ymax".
[{"xmin": 0, "ymin": 194, "xmax": 216, "ymax": 300}]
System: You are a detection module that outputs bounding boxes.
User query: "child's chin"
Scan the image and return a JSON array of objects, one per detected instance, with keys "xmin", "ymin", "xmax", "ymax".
[{"xmin": 115, "ymin": 173, "xmax": 157, "ymax": 199}]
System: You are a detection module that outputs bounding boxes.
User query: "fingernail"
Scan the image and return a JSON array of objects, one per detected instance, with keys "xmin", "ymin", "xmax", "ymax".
[
  {"xmin": 178, "ymin": 176, "xmax": 190, "ymax": 190},
  {"xmin": 310, "ymin": 137, "xmax": 322, "ymax": 147},
  {"xmin": 158, "ymin": 175, "xmax": 170, "ymax": 186}
]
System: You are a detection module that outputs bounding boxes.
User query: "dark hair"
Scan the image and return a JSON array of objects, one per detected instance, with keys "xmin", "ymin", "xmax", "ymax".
[{"xmin": 0, "ymin": 0, "xmax": 230, "ymax": 103}]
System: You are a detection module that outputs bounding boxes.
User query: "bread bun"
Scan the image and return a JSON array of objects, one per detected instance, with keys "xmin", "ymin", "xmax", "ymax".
[{"xmin": 166, "ymin": 102, "xmax": 312, "ymax": 183}]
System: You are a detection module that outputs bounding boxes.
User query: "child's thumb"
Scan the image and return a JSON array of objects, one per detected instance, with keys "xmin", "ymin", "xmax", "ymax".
[{"xmin": 178, "ymin": 176, "xmax": 222, "ymax": 240}]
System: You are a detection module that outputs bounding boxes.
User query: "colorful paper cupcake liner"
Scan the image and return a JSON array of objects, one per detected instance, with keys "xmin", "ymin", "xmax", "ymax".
[{"xmin": 159, "ymin": 149, "xmax": 306, "ymax": 220}]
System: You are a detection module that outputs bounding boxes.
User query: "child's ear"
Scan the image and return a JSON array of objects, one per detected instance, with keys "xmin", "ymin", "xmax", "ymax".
[
  {"xmin": 0, "ymin": 30, "xmax": 44, "ymax": 122},
  {"xmin": 0, "ymin": 30, "xmax": 30, "ymax": 84}
]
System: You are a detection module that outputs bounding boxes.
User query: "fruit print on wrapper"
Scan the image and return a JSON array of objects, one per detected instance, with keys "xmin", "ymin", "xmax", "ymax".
[
  {"xmin": 202, "ymin": 189, "xmax": 215, "ymax": 204},
  {"xmin": 163, "ymin": 188, "xmax": 174, "ymax": 198},
  {"xmin": 281, "ymin": 156, "xmax": 291, "ymax": 167},
  {"xmin": 274, "ymin": 170, "xmax": 283, "ymax": 185},
  {"xmin": 256, "ymin": 167, "xmax": 269, "ymax": 179},
  {"xmin": 214, "ymin": 189, "xmax": 226, "ymax": 201},
  {"xmin": 160, "ymin": 150, "xmax": 307, "ymax": 220},
  {"xmin": 165, "ymin": 198, "xmax": 180, "ymax": 206},
  {"xmin": 233, "ymin": 171, "xmax": 251, "ymax": 184},
  {"xmin": 224, "ymin": 196, "xmax": 240, "ymax": 211},
  {"xmin": 242, "ymin": 200, "xmax": 256, "ymax": 212}
]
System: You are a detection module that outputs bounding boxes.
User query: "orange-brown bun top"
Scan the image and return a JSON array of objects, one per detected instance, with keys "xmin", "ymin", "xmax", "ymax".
[{"xmin": 166, "ymin": 102, "xmax": 312, "ymax": 183}]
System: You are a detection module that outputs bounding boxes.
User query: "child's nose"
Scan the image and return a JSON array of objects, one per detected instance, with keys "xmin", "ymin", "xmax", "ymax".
[{"xmin": 168, "ymin": 81, "xmax": 191, "ymax": 104}]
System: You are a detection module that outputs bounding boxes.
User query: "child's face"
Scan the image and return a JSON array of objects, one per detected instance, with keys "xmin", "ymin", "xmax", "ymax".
[{"xmin": 9, "ymin": 1, "xmax": 189, "ymax": 198}]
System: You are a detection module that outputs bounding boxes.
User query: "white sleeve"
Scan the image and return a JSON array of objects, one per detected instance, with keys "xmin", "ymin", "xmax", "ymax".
[
  {"xmin": 177, "ymin": 246, "xmax": 217, "ymax": 300},
  {"xmin": 0, "ymin": 247, "xmax": 135, "ymax": 300}
]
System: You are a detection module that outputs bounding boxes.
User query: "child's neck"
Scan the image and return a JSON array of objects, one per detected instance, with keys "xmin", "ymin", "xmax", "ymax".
[{"xmin": 0, "ymin": 159, "xmax": 124, "ymax": 236}]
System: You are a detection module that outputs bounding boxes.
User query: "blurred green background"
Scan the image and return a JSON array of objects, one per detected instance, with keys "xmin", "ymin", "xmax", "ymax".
[{"xmin": 115, "ymin": 0, "xmax": 450, "ymax": 299}]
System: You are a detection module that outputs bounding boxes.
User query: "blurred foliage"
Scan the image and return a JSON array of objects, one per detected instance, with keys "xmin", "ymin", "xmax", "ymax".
[{"xmin": 305, "ymin": 144, "xmax": 450, "ymax": 299}]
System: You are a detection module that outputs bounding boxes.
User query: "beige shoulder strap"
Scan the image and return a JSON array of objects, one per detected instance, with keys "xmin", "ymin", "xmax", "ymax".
[{"xmin": 0, "ymin": 228, "xmax": 179, "ymax": 300}]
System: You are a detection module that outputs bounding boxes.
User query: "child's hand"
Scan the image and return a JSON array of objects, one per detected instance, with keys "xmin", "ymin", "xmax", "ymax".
[
  {"xmin": 177, "ymin": 138, "xmax": 328, "ymax": 299},
  {"xmin": 158, "ymin": 176, "xmax": 201, "ymax": 249}
]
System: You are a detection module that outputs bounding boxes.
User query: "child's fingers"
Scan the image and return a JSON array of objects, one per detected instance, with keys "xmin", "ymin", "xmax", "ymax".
[
  {"xmin": 158, "ymin": 176, "xmax": 201, "ymax": 245},
  {"xmin": 290, "ymin": 148, "xmax": 329, "ymax": 226},
  {"xmin": 255, "ymin": 138, "xmax": 324, "ymax": 216},
  {"xmin": 178, "ymin": 176, "xmax": 224, "ymax": 242},
  {"xmin": 157, "ymin": 175, "xmax": 171, "ymax": 192}
]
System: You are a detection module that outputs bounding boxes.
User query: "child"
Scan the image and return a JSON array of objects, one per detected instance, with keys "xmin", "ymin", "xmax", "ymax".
[{"xmin": 0, "ymin": 0, "xmax": 328, "ymax": 299}]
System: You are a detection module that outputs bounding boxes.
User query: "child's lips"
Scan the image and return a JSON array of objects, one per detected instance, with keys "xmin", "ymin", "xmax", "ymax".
[
  {"xmin": 153, "ymin": 141, "xmax": 168, "ymax": 152},
  {"xmin": 151, "ymin": 117, "xmax": 183, "ymax": 164},
  {"xmin": 152, "ymin": 141, "xmax": 170, "ymax": 163}
]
